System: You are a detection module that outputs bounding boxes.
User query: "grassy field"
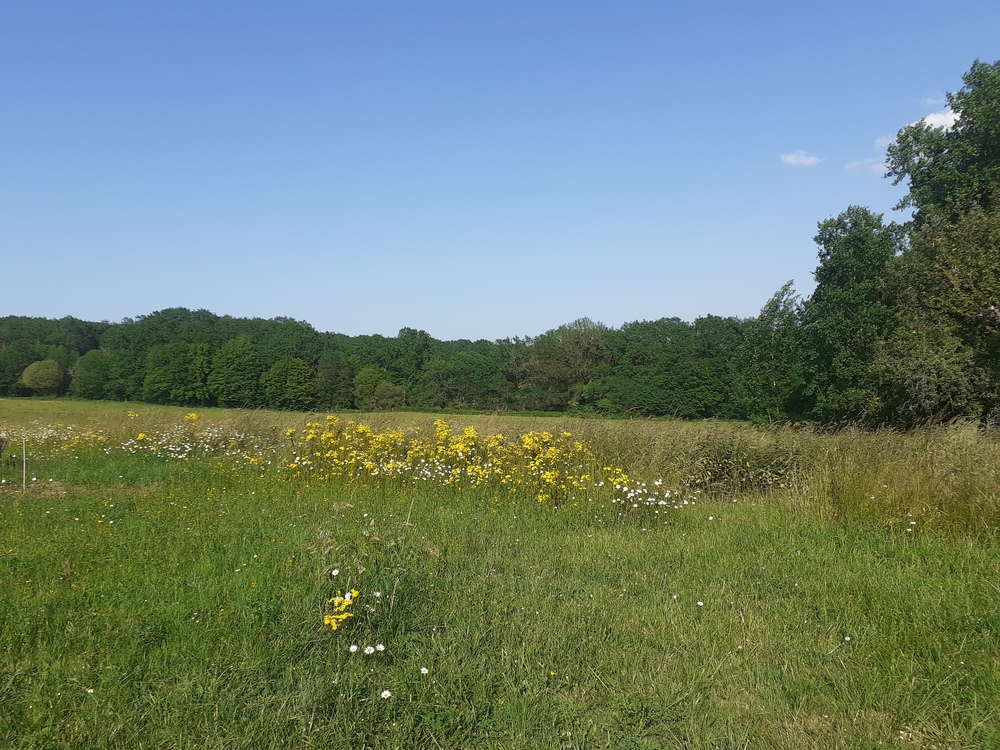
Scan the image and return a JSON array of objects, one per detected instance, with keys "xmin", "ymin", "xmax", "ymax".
[{"xmin": 1, "ymin": 399, "xmax": 998, "ymax": 748}]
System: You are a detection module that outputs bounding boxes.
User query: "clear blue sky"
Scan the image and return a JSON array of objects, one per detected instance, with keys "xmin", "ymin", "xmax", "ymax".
[{"xmin": 4, "ymin": 1, "xmax": 999, "ymax": 341}]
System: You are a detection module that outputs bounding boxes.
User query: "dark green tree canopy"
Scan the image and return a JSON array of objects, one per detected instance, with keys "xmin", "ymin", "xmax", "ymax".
[
  {"xmin": 19, "ymin": 360, "xmax": 64, "ymax": 396},
  {"xmin": 209, "ymin": 336, "xmax": 264, "ymax": 408},
  {"xmin": 353, "ymin": 367, "xmax": 405, "ymax": 410},
  {"xmin": 804, "ymin": 206, "xmax": 901, "ymax": 423},
  {"xmin": 68, "ymin": 350, "xmax": 112, "ymax": 400},
  {"xmin": 886, "ymin": 59, "xmax": 1000, "ymax": 227},
  {"xmin": 732, "ymin": 282, "xmax": 808, "ymax": 422},
  {"xmin": 262, "ymin": 358, "xmax": 317, "ymax": 411},
  {"xmin": 315, "ymin": 350, "xmax": 357, "ymax": 410}
]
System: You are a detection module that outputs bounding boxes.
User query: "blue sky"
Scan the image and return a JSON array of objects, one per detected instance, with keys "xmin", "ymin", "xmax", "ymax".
[{"xmin": 3, "ymin": 1, "xmax": 999, "ymax": 341}]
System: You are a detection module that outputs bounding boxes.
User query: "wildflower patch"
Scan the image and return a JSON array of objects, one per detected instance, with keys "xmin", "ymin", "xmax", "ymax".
[{"xmin": 285, "ymin": 417, "xmax": 693, "ymax": 509}]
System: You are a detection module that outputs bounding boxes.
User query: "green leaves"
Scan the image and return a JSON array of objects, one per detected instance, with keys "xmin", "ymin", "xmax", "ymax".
[
  {"xmin": 18, "ymin": 359, "xmax": 64, "ymax": 395},
  {"xmin": 209, "ymin": 336, "xmax": 264, "ymax": 408},
  {"xmin": 802, "ymin": 207, "xmax": 901, "ymax": 424},
  {"xmin": 731, "ymin": 282, "xmax": 807, "ymax": 423},
  {"xmin": 886, "ymin": 59, "xmax": 1000, "ymax": 228},
  {"xmin": 262, "ymin": 358, "xmax": 317, "ymax": 411}
]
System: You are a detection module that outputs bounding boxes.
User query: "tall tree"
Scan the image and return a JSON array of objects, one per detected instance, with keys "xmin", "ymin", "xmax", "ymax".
[
  {"xmin": 732, "ymin": 283, "xmax": 808, "ymax": 422},
  {"xmin": 315, "ymin": 350, "xmax": 357, "ymax": 410},
  {"xmin": 209, "ymin": 336, "xmax": 264, "ymax": 408},
  {"xmin": 886, "ymin": 59, "xmax": 1000, "ymax": 228},
  {"xmin": 256, "ymin": 318, "xmax": 323, "ymax": 367},
  {"xmin": 353, "ymin": 367, "xmax": 405, "ymax": 410},
  {"xmin": 0, "ymin": 341, "xmax": 39, "ymax": 396},
  {"xmin": 418, "ymin": 353, "xmax": 511, "ymax": 410},
  {"xmin": 888, "ymin": 205, "xmax": 1000, "ymax": 419},
  {"xmin": 588, "ymin": 318, "xmax": 715, "ymax": 418},
  {"xmin": 390, "ymin": 328, "xmax": 435, "ymax": 389},
  {"xmin": 803, "ymin": 206, "xmax": 900, "ymax": 423},
  {"xmin": 262, "ymin": 358, "xmax": 316, "ymax": 410},
  {"xmin": 897, "ymin": 206, "xmax": 1000, "ymax": 345},
  {"xmin": 68, "ymin": 350, "xmax": 112, "ymax": 400},
  {"xmin": 520, "ymin": 318, "xmax": 612, "ymax": 411},
  {"xmin": 875, "ymin": 318, "xmax": 984, "ymax": 426},
  {"xmin": 141, "ymin": 343, "xmax": 213, "ymax": 405}
]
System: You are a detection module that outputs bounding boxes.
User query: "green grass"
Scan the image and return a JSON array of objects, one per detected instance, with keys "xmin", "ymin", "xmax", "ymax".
[{"xmin": 1, "ymin": 400, "xmax": 998, "ymax": 748}]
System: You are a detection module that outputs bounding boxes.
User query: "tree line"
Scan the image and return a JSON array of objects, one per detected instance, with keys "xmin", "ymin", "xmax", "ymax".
[{"xmin": 3, "ymin": 60, "xmax": 998, "ymax": 427}]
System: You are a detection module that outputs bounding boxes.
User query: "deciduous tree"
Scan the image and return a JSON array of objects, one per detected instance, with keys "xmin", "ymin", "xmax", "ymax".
[
  {"xmin": 732, "ymin": 283, "xmax": 808, "ymax": 422},
  {"xmin": 209, "ymin": 336, "xmax": 264, "ymax": 408},
  {"xmin": 803, "ymin": 206, "xmax": 900, "ymax": 423},
  {"xmin": 886, "ymin": 59, "xmax": 1000, "ymax": 228},
  {"xmin": 19, "ymin": 360, "xmax": 64, "ymax": 395},
  {"xmin": 69, "ymin": 350, "xmax": 112, "ymax": 400},
  {"xmin": 262, "ymin": 358, "xmax": 316, "ymax": 410}
]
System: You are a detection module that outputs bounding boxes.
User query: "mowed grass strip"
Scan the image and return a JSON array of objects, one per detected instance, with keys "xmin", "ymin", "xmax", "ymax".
[{"xmin": 0, "ymin": 400, "xmax": 998, "ymax": 748}]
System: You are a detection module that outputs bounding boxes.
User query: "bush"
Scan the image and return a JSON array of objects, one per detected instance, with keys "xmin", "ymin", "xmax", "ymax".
[{"xmin": 18, "ymin": 360, "xmax": 64, "ymax": 396}]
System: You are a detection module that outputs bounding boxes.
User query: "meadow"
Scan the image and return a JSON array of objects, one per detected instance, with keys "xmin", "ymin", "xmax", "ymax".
[{"xmin": 1, "ymin": 399, "xmax": 998, "ymax": 749}]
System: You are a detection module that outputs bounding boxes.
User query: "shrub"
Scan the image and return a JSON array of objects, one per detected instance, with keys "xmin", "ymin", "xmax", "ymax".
[{"xmin": 18, "ymin": 359, "xmax": 64, "ymax": 396}]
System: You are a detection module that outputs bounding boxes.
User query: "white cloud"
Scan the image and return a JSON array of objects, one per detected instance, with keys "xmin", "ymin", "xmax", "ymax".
[
  {"xmin": 874, "ymin": 135, "xmax": 893, "ymax": 148},
  {"xmin": 845, "ymin": 158, "xmax": 887, "ymax": 174},
  {"xmin": 780, "ymin": 150, "xmax": 822, "ymax": 167},
  {"xmin": 922, "ymin": 108, "xmax": 958, "ymax": 130},
  {"xmin": 922, "ymin": 96, "xmax": 947, "ymax": 107}
]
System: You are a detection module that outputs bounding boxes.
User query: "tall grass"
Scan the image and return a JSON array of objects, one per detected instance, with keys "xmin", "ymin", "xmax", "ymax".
[
  {"xmin": 5, "ymin": 400, "xmax": 999, "ymax": 531},
  {"xmin": 1, "ymin": 400, "xmax": 998, "ymax": 748},
  {"xmin": 813, "ymin": 423, "xmax": 1000, "ymax": 533}
]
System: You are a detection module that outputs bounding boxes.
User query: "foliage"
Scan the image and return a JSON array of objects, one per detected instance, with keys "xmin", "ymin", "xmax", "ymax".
[
  {"xmin": 388, "ymin": 327, "xmax": 435, "ymax": 388},
  {"xmin": 67, "ymin": 349, "xmax": 112, "ymax": 400},
  {"xmin": 209, "ymin": 336, "xmax": 264, "ymax": 408},
  {"xmin": 18, "ymin": 359, "xmax": 65, "ymax": 395},
  {"xmin": 519, "ymin": 318, "xmax": 611, "ymax": 410},
  {"xmin": 141, "ymin": 343, "xmax": 213, "ymax": 406},
  {"xmin": 417, "ymin": 353, "xmax": 511, "ymax": 410},
  {"xmin": 886, "ymin": 59, "xmax": 1000, "ymax": 227},
  {"xmin": 353, "ymin": 367, "xmax": 389, "ymax": 410},
  {"xmin": 373, "ymin": 380, "xmax": 407, "ymax": 410},
  {"xmin": 261, "ymin": 357, "xmax": 316, "ymax": 411},
  {"xmin": 732, "ymin": 282, "xmax": 808, "ymax": 422},
  {"xmin": 890, "ymin": 207, "xmax": 1000, "ymax": 417},
  {"xmin": 584, "ymin": 317, "xmax": 744, "ymax": 418},
  {"xmin": 802, "ymin": 206, "xmax": 901, "ymax": 424},
  {"xmin": 875, "ymin": 319, "xmax": 985, "ymax": 426},
  {"xmin": 314, "ymin": 349, "xmax": 357, "ymax": 410},
  {"xmin": 0, "ymin": 341, "xmax": 39, "ymax": 397}
]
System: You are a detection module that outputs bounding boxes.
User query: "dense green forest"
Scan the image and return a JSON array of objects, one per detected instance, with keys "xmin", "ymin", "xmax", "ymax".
[{"xmin": 4, "ymin": 60, "xmax": 999, "ymax": 427}]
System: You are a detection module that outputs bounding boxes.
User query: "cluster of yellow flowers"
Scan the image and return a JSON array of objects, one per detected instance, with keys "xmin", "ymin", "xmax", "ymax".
[
  {"xmin": 59, "ymin": 432, "xmax": 108, "ymax": 451},
  {"xmin": 323, "ymin": 588, "xmax": 359, "ymax": 630},
  {"xmin": 13, "ymin": 412, "xmax": 692, "ymax": 511},
  {"xmin": 285, "ymin": 418, "xmax": 597, "ymax": 503}
]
